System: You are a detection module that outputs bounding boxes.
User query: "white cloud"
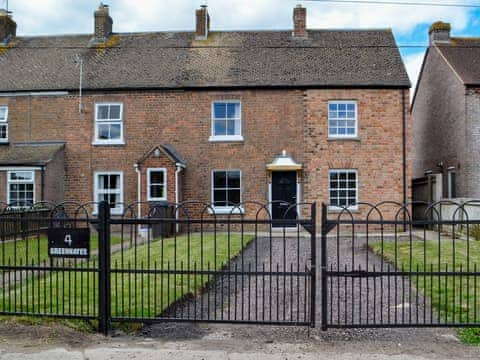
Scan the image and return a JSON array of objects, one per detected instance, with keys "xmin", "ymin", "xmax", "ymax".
[
  {"xmin": 9, "ymin": 0, "xmax": 472, "ymax": 36},
  {"xmin": 307, "ymin": 2, "xmax": 469, "ymax": 34},
  {"xmin": 404, "ymin": 51, "xmax": 426, "ymax": 101}
]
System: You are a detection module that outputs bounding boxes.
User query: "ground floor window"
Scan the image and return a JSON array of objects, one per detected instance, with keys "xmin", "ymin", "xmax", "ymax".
[
  {"xmin": 94, "ymin": 172, "xmax": 123, "ymax": 214},
  {"xmin": 8, "ymin": 170, "xmax": 35, "ymax": 207},
  {"xmin": 147, "ymin": 168, "xmax": 167, "ymax": 201},
  {"xmin": 329, "ymin": 169, "xmax": 358, "ymax": 210},
  {"xmin": 212, "ymin": 170, "xmax": 241, "ymax": 212}
]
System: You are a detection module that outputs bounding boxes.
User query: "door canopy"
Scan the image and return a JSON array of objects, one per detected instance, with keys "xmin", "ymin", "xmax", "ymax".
[{"xmin": 266, "ymin": 150, "xmax": 302, "ymax": 171}]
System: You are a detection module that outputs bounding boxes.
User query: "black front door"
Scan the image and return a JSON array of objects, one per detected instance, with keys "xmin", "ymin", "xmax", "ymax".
[{"xmin": 271, "ymin": 171, "xmax": 297, "ymax": 227}]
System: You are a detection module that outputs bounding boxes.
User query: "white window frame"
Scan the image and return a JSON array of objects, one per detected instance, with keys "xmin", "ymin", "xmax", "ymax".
[
  {"xmin": 7, "ymin": 170, "xmax": 35, "ymax": 208},
  {"xmin": 94, "ymin": 171, "xmax": 124, "ymax": 215},
  {"xmin": 0, "ymin": 106, "xmax": 9, "ymax": 143},
  {"xmin": 209, "ymin": 100, "xmax": 244, "ymax": 142},
  {"xmin": 147, "ymin": 168, "xmax": 167, "ymax": 201},
  {"xmin": 210, "ymin": 169, "xmax": 244, "ymax": 214},
  {"xmin": 328, "ymin": 169, "xmax": 358, "ymax": 211},
  {"xmin": 328, "ymin": 100, "xmax": 358, "ymax": 139},
  {"xmin": 93, "ymin": 103, "xmax": 124, "ymax": 145}
]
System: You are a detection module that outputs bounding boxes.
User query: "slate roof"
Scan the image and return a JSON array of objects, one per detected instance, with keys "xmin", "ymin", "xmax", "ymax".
[
  {"xmin": 436, "ymin": 38, "xmax": 480, "ymax": 86},
  {"xmin": 137, "ymin": 144, "xmax": 186, "ymax": 166},
  {"xmin": 0, "ymin": 30, "xmax": 410, "ymax": 91},
  {"xmin": 0, "ymin": 142, "xmax": 65, "ymax": 166}
]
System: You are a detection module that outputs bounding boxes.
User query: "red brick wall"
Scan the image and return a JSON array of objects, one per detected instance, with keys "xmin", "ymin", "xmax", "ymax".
[
  {"xmin": 303, "ymin": 89, "xmax": 411, "ymax": 220},
  {"xmin": 0, "ymin": 88, "xmax": 410, "ymax": 221}
]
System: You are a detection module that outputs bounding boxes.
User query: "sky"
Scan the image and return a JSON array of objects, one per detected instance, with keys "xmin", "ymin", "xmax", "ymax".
[{"xmin": 3, "ymin": 0, "xmax": 480, "ymax": 98}]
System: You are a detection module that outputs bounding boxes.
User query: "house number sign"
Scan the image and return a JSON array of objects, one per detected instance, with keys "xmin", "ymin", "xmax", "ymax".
[{"xmin": 48, "ymin": 228, "xmax": 90, "ymax": 258}]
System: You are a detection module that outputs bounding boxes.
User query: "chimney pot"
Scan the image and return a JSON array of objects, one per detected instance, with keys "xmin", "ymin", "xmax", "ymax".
[
  {"xmin": 94, "ymin": 3, "xmax": 113, "ymax": 43},
  {"xmin": 429, "ymin": 21, "xmax": 451, "ymax": 45},
  {"xmin": 195, "ymin": 5, "xmax": 210, "ymax": 40},
  {"xmin": 293, "ymin": 4, "xmax": 307, "ymax": 38},
  {"xmin": 0, "ymin": 9, "xmax": 16, "ymax": 44}
]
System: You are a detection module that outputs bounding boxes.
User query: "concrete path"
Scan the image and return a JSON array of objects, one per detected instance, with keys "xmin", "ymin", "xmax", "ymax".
[{"xmin": 0, "ymin": 347, "xmax": 469, "ymax": 360}]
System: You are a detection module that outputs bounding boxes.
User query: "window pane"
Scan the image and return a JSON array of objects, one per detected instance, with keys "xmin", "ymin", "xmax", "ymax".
[
  {"xmin": 214, "ymin": 103, "xmax": 226, "ymax": 119},
  {"xmin": 150, "ymin": 171, "xmax": 164, "ymax": 185},
  {"xmin": 98, "ymin": 124, "xmax": 110, "ymax": 139},
  {"xmin": 227, "ymin": 171, "xmax": 241, "ymax": 188},
  {"xmin": 109, "ymin": 105, "xmax": 121, "ymax": 120},
  {"xmin": 328, "ymin": 103, "xmax": 337, "ymax": 112},
  {"xmin": 10, "ymin": 171, "xmax": 33, "ymax": 181},
  {"xmin": 226, "ymin": 103, "xmax": 240, "ymax": 118},
  {"xmin": 226, "ymin": 120, "xmax": 236, "ymax": 135},
  {"xmin": 150, "ymin": 185, "xmax": 164, "ymax": 199},
  {"xmin": 97, "ymin": 105, "xmax": 109, "ymax": 120},
  {"xmin": 109, "ymin": 124, "xmax": 121, "ymax": 140},
  {"xmin": 0, "ymin": 124, "xmax": 7, "ymax": 139},
  {"xmin": 348, "ymin": 172, "xmax": 356, "ymax": 180},
  {"xmin": 228, "ymin": 189, "xmax": 241, "ymax": 205},
  {"xmin": 347, "ymin": 103, "xmax": 355, "ymax": 111},
  {"xmin": 338, "ymin": 104, "xmax": 346, "ymax": 111},
  {"xmin": 214, "ymin": 120, "xmax": 226, "ymax": 136},
  {"xmin": 109, "ymin": 175, "xmax": 118, "ymax": 189},
  {"xmin": 0, "ymin": 107, "xmax": 6, "ymax": 121},
  {"xmin": 214, "ymin": 171, "xmax": 227, "ymax": 188},
  {"xmin": 213, "ymin": 190, "xmax": 227, "ymax": 206}
]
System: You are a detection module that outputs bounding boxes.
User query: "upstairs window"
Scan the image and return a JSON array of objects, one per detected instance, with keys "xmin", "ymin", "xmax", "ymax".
[
  {"xmin": 210, "ymin": 101, "xmax": 243, "ymax": 142},
  {"xmin": 329, "ymin": 169, "xmax": 358, "ymax": 210},
  {"xmin": 94, "ymin": 103, "xmax": 124, "ymax": 144},
  {"xmin": 0, "ymin": 106, "xmax": 8, "ymax": 143},
  {"xmin": 8, "ymin": 171, "xmax": 34, "ymax": 208},
  {"xmin": 328, "ymin": 101, "xmax": 357, "ymax": 138}
]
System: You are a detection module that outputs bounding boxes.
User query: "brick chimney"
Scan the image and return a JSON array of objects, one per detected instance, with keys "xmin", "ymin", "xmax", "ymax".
[
  {"xmin": 429, "ymin": 21, "xmax": 451, "ymax": 45},
  {"xmin": 195, "ymin": 5, "xmax": 210, "ymax": 40},
  {"xmin": 0, "ymin": 9, "xmax": 16, "ymax": 44},
  {"xmin": 293, "ymin": 4, "xmax": 307, "ymax": 38},
  {"xmin": 94, "ymin": 3, "xmax": 113, "ymax": 43}
]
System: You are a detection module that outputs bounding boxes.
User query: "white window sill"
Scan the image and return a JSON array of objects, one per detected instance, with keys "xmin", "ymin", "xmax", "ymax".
[
  {"xmin": 92, "ymin": 209, "xmax": 124, "ymax": 216},
  {"xmin": 328, "ymin": 206, "xmax": 359, "ymax": 213},
  {"xmin": 327, "ymin": 136, "xmax": 360, "ymax": 141},
  {"xmin": 92, "ymin": 141, "xmax": 125, "ymax": 146},
  {"xmin": 209, "ymin": 135, "xmax": 244, "ymax": 143},
  {"xmin": 208, "ymin": 207, "xmax": 245, "ymax": 215}
]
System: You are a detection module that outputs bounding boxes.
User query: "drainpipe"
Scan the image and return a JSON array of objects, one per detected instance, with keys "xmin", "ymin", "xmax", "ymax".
[
  {"xmin": 402, "ymin": 89, "xmax": 407, "ymax": 206},
  {"xmin": 402, "ymin": 89, "xmax": 407, "ymax": 230},
  {"xmin": 134, "ymin": 163, "xmax": 141, "ymax": 218},
  {"xmin": 41, "ymin": 165, "xmax": 45, "ymax": 202},
  {"xmin": 175, "ymin": 163, "xmax": 185, "ymax": 233}
]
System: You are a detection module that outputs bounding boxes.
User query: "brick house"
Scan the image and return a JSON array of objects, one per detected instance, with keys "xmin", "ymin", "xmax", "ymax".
[
  {"xmin": 412, "ymin": 22, "xmax": 480, "ymax": 201},
  {"xmin": 0, "ymin": 4, "xmax": 410, "ymax": 222}
]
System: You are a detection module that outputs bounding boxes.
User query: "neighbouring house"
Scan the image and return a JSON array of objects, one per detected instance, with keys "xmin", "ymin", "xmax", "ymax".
[
  {"xmin": 412, "ymin": 22, "xmax": 480, "ymax": 205},
  {"xmin": 0, "ymin": 4, "xmax": 410, "ymax": 222}
]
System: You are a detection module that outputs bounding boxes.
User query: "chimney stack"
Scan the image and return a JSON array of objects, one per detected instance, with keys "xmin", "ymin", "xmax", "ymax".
[
  {"xmin": 0, "ymin": 8, "xmax": 16, "ymax": 44},
  {"xmin": 195, "ymin": 5, "xmax": 210, "ymax": 40},
  {"xmin": 94, "ymin": 3, "xmax": 113, "ymax": 43},
  {"xmin": 293, "ymin": 4, "xmax": 307, "ymax": 38},
  {"xmin": 429, "ymin": 21, "xmax": 451, "ymax": 45}
]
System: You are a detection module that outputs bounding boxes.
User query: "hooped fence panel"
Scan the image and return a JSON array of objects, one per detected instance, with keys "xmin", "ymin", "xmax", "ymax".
[
  {"xmin": 321, "ymin": 201, "xmax": 480, "ymax": 329},
  {"xmin": 0, "ymin": 200, "xmax": 316, "ymax": 334}
]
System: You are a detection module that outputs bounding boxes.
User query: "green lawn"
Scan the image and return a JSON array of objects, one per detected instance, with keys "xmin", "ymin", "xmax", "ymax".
[
  {"xmin": 370, "ymin": 239, "xmax": 480, "ymax": 343},
  {"xmin": 1, "ymin": 233, "xmax": 253, "ymax": 320},
  {"xmin": 0, "ymin": 234, "xmax": 124, "ymax": 266}
]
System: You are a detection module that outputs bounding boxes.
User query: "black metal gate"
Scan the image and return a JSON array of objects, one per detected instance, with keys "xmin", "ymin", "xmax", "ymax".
[
  {"xmin": 0, "ymin": 200, "xmax": 316, "ymax": 334},
  {"xmin": 321, "ymin": 201, "xmax": 480, "ymax": 329}
]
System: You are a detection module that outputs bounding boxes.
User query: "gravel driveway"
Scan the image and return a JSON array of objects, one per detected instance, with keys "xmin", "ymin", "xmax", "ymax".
[{"xmin": 144, "ymin": 232, "xmax": 443, "ymax": 337}]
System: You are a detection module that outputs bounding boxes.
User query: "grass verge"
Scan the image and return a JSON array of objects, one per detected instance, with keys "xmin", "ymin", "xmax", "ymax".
[
  {"xmin": 370, "ymin": 239, "xmax": 480, "ymax": 344},
  {"xmin": 1, "ymin": 233, "xmax": 254, "ymax": 328}
]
